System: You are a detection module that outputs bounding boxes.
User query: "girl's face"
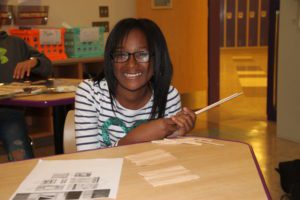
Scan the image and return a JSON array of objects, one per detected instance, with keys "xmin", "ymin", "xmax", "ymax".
[{"xmin": 113, "ymin": 29, "xmax": 153, "ymax": 94}]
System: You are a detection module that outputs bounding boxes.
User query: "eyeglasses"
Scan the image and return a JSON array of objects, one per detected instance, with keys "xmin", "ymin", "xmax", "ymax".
[{"xmin": 111, "ymin": 51, "xmax": 153, "ymax": 63}]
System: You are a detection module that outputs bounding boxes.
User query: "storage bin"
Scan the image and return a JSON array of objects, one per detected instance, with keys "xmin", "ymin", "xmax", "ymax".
[
  {"xmin": 64, "ymin": 27, "xmax": 104, "ymax": 58},
  {"xmin": 9, "ymin": 28, "xmax": 67, "ymax": 61}
]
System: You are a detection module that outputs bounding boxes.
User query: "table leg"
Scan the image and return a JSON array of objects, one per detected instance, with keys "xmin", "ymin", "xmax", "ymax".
[{"xmin": 53, "ymin": 105, "xmax": 72, "ymax": 154}]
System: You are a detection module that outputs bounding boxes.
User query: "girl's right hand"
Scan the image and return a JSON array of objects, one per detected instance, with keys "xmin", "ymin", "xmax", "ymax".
[{"xmin": 168, "ymin": 107, "xmax": 196, "ymax": 138}]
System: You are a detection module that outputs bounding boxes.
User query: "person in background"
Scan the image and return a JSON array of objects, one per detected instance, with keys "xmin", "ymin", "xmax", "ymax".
[
  {"xmin": 0, "ymin": 16, "xmax": 52, "ymax": 161},
  {"xmin": 75, "ymin": 18, "xmax": 196, "ymax": 151}
]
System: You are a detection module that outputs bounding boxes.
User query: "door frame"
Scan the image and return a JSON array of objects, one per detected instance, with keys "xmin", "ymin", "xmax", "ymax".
[
  {"xmin": 208, "ymin": 0, "xmax": 277, "ymax": 121},
  {"xmin": 208, "ymin": 0, "xmax": 220, "ymax": 104},
  {"xmin": 267, "ymin": 0, "xmax": 279, "ymax": 121}
]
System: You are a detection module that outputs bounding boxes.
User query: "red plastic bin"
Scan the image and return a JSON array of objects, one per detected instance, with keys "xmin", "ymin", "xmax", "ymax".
[{"xmin": 9, "ymin": 28, "xmax": 67, "ymax": 61}]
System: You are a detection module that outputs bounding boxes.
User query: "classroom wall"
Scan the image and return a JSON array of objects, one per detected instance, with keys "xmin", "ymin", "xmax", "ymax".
[
  {"xmin": 277, "ymin": 0, "xmax": 300, "ymax": 143},
  {"xmin": 2, "ymin": 0, "xmax": 208, "ymax": 94},
  {"xmin": 2, "ymin": 0, "xmax": 136, "ymax": 39},
  {"xmin": 136, "ymin": 0, "xmax": 208, "ymax": 93}
]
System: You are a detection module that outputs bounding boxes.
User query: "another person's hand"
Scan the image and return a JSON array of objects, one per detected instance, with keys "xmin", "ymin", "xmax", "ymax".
[
  {"xmin": 168, "ymin": 107, "xmax": 196, "ymax": 138},
  {"xmin": 13, "ymin": 58, "xmax": 38, "ymax": 79}
]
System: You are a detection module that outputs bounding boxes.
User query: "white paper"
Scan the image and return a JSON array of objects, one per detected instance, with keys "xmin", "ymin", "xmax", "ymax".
[
  {"xmin": 79, "ymin": 28, "xmax": 99, "ymax": 42},
  {"xmin": 9, "ymin": 158, "xmax": 123, "ymax": 200},
  {"xmin": 39, "ymin": 29, "xmax": 62, "ymax": 45}
]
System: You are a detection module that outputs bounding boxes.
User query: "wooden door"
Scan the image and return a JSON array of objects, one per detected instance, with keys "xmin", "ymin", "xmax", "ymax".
[
  {"xmin": 248, "ymin": 0, "xmax": 259, "ymax": 46},
  {"xmin": 208, "ymin": 0, "xmax": 220, "ymax": 104},
  {"xmin": 220, "ymin": 0, "xmax": 225, "ymax": 47},
  {"xmin": 226, "ymin": 0, "xmax": 236, "ymax": 47},
  {"xmin": 260, "ymin": 0, "xmax": 269, "ymax": 46},
  {"xmin": 267, "ymin": 0, "xmax": 279, "ymax": 121},
  {"xmin": 237, "ymin": 0, "xmax": 247, "ymax": 47}
]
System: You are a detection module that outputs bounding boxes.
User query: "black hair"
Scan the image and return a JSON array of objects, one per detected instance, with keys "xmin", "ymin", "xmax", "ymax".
[{"xmin": 95, "ymin": 18, "xmax": 173, "ymax": 119}]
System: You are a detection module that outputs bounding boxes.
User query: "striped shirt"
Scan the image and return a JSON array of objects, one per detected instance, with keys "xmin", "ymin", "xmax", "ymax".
[{"xmin": 75, "ymin": 79, "xmax": 182, "ymax": 151}]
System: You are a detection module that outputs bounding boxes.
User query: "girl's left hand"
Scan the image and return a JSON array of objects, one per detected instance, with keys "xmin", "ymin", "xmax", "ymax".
[{"xmin": 168, "ymin": 107, "xmax": 196, "ymax": 138}]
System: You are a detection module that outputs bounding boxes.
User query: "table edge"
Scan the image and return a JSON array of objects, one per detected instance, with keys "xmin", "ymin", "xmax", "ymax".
[
  {"xmin": 196, "ymin": 137, "xmax": 272, "ymax": 200},
  {"xmin": 0, "ymin": 97, "xmax": 74, "ymax": 107}
]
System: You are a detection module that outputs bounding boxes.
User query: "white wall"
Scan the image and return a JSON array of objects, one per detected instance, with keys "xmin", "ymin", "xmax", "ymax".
[
  {"xmin": 2, "ymin": 0, "xmax": 136, "ymax": 31},
  {"xmin": 277, "ymin": 0, "xmax": 300, "ymax": 143},
  {"xmin": 1, "ymin": 0, "xmax": 135, "ymax": 47}
]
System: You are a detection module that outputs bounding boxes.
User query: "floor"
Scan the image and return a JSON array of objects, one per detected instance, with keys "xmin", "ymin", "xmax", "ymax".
[
  {"xmin": 1, "ymin": 47, "xmax": 300, "ymax": 199},
  {"xmin": 189, "ymin": 47, "xmax": 300, "ymax": 199}
]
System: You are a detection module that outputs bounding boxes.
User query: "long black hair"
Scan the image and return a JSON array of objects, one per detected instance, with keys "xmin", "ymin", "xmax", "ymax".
[{"xmin": 95, "ymin": 18, "xmax": 173, "ymax": 119}]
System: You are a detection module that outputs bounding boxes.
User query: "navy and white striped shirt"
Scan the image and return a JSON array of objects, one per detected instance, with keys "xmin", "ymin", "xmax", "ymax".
[{"xmin": 75, "ymin": 79, "xmax": 182, "ymax": 151}]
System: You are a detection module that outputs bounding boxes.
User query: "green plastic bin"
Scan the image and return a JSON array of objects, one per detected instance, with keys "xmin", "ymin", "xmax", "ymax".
[{"xmin": 64, "ymin": 27, "xmax": 104, "ymax": 58}]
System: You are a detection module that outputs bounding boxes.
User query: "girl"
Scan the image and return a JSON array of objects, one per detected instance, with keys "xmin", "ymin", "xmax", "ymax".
[{"xmin": 75, "ymin": 18, "xmax": 196, "ymax": 151}]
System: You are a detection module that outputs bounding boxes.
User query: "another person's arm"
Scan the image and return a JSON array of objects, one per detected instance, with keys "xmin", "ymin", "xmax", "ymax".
[{"xmin": 13, "ymin": 41, "xmax": 52, "ymax": 79}]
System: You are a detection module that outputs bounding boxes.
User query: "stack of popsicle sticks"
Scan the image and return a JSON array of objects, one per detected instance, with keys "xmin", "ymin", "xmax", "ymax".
[
  {"xmin": 139, "ymin": 165, "xmax": 199, "ymax": 187},
  {"xmin": 152, "ymin": 137, "xmax": 225, "ymax": 146},
  {"xmin": 125, "ymin": 149, "xmax": 176, "ymax": 166},
  {"xmin": 125, "ymin": 149, "xmax": 199, "ymax": 187}
]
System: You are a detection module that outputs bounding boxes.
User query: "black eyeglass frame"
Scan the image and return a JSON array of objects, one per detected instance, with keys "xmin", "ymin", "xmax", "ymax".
[{"xmin": 110, "ymin": 51, "xmax": 154, "ymax": 63}]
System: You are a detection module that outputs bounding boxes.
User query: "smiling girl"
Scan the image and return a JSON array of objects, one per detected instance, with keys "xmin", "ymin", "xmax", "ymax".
[{"xmin": 75, "ymin": 18, "xmax": 196, "ymax": 151}]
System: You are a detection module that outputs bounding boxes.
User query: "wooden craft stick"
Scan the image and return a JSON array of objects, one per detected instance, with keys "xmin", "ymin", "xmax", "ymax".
[
  {"xmin": 144, "ymin": 169, "xmax": 191, "ymax": 181},
  {"xmin": 139, "ymin": 165, "xmax": 186, "ymax": 177},
  {"xmin": 125, "ymin": 149, "xmax": 166, "ymax": 161},
  {"xmin": 134, "ymin": 153, "xmax": 177, "ymax": 166},
  {"xmin": 148, "ymin": 174, "xmax": 200, "ymax": 187},
  {"xmin": 195, "ymin": 92, "xmax": 243, "ymax": 115}
]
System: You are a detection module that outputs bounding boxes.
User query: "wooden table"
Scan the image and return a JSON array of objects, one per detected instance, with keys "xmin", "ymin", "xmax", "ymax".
[
  {"xmin": 0, "ymin": 138, "xmax": 271, "ymax": 200},
  {"xmin": 0, "ymin": 79, "xmax": 81, "ymax": 154},
  {"xmin": 0, "ymin": 92, "xmax": 75, "ymax": 107}
]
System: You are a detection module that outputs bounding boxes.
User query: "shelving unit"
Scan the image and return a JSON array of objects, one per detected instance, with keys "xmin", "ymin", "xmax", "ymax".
[{"xmin": 52, "ymin": 57, "xmax": 104, "ymax": 79}]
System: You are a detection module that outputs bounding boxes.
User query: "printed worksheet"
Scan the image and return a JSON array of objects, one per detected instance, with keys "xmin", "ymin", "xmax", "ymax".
[{"xmin": 10, "ymin": 158, "xmax": 123, "ymax": 200}]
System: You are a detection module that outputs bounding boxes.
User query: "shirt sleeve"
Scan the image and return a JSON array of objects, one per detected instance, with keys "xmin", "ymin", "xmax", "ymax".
[
  {"xmin": 75, "ymin": 80, "xmax": 100, "ymax": 151},
  {"xmin": 165, "ymin": 86, "xmax": 182, "ymax": 117}
]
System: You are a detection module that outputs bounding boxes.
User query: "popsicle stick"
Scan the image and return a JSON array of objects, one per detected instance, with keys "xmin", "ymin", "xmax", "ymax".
[
  {"xmin": 139, "ymin": 165, "xmax": 186, "ymax": 177},
  {"xmin": 195, "ymin": 92, "xmax": 243, "ymax": 115},
  {"xmin": 148, "ymin": 174, "xmax": 200, "ymax": 187}
]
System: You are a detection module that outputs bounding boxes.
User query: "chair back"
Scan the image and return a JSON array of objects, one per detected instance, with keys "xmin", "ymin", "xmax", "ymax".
[{"xmin": 63, "ymin": 110, "xmax": 76, "ymax": 153}]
